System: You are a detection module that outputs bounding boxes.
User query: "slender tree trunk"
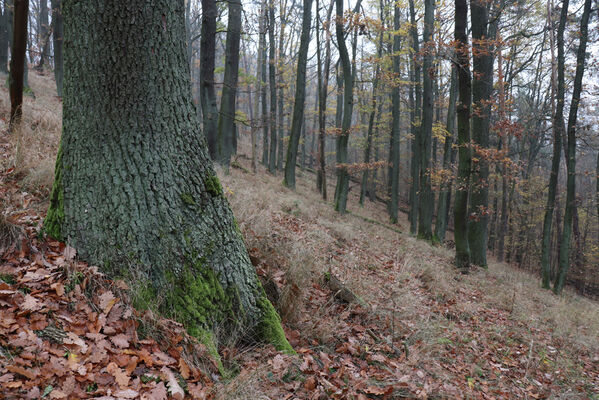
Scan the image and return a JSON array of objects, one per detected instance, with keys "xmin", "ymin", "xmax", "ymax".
[
  {"xmin": 541, "ymin": 0, "xmax": 565, "ymax": 288},
  {"xmin": 44, "ymin": 0, "xmax": 291, "ymax": 353},
  {"xmin": 243, "ymin": 40, "xmax": 258, "ymax": 173},
  {"xmin": 268, "ymin": 3, "xmax": 278, "ymax": 174},
  {"xmin": 596, "ymin": 152, "xmax": 599, "ymax": 237},
  {"xmin": 388, "ymin": 3, "xmax": 401, "ymax": 223},
  {"xmin": 359, "ymin": 13, "xmax": 382, "ymax": 206},
  {"xmin": 36, "ymin": 0, "xmax": 50, "ymax": 70},
  {"xmin": 333, "ymin": 0, "xmax": 357, "ymax": 214},
  {"xmin": 554, "ymin": 0, "xmax": 592, "ymax": 294},
  {"xmin": 467, "ymin": 0, "xmax": 493, "ymax": 267},
  {"xmin": 453, "ymin": 0, "xmax": 471, "ymax": 270},
  {"xmin": 51, "ymin": 0, "xmax": 63, "ymax": 96},
  {"xmin": 408, "ymin": 0, "xmax": 421, "ymax": 235},
  {"xmin": 316, "ymin": 0, "xmax": 333, "ymax": 199},
  {"xmin": 200, "ymin": 0, "xmax": 219, "ymax": 160},
  {"xmin": 0, "ymin": 3, "xmax": 8, "ymax": 73},
  {"xmin": 417, "ymin": 0, "xmax": 435, "ymax": 239},
  {"xmin": 216, "ymin": 0, "xmax": 242, "ymax": 166},
  {"xmin": 9, "ymin": 0, "xmax": 27, "ymax": 129},
  {"xmin": 284, "ymin": 0, "xmax": 313, "ymax": 188},
  {"xmin": 434, "ymin": 65, "xmax": 457, "ymax": 242},
  {"xmin": 259, "ymin": 2, "xmax": 269, "ymax": 167}
]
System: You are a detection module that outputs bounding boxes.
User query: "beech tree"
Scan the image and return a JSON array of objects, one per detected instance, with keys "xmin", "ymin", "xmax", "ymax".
[
  {"xmin": 453, "ymin": 0, "xmax": 471, "ymax": 271},
  {"xmin": 44, "ymin": 0, "xmax": 291, "ymax": 353},
  {"xmin": 284, "ymin": 0, "xmax": 313, "ymax": 189}
]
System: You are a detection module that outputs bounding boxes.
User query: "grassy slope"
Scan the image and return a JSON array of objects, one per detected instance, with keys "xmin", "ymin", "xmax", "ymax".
[{"xmin": 2, "ymin": 71, "xmax": 598, "ymax": 398}]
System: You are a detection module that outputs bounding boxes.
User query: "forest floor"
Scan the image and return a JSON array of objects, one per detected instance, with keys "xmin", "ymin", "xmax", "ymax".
[{"xmin": 0, "ymin": 71, "xmax": 598, "ymax": 399}]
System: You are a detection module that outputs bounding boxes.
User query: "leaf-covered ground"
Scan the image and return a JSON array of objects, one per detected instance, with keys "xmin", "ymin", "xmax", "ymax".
[{"xmin": 1, "ymin": 73, "xmax": 599, "ymax": 399}]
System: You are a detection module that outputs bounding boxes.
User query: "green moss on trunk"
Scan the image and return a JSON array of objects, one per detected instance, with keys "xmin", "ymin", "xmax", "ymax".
[
  {"xmin": 44, "ymin": 143, "xmax": 64, "ymax": 240},
  {"xmin": 256, "ymin": 294, "xmax": 295, "ymax": 354}
]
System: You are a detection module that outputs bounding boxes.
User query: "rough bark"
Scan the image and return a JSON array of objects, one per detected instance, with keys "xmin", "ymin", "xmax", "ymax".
[
  {"xmin": 9, "ymin": 0, "xmax": 27, "ymax": 129},
  {"xmin": 417, "ymin": 0, "xmax": 435, "ymax": 240},
  {"xmin": 216, "ymin": 0, "xmax": 242, "ymax": 166},
  {"xmin": 51, "ymin": 0, "xmax": 63, "ymax": 97},
  {"xmin": 554, "ymin": 0, "xmax": 591, "ymax": 295},
  {"xmin": 283, "ymin": 0, "xmax": 313, "ymax": 189},
  {"xmin": 44, "ymin": 0, "xmax": 291, "ymax": 353},
  {"xmin": 200, "ymin": 0, "xmax": 218, "ymax": 160},
  {"xmin": 453, "ymin": 0, "xmax": 471, "ymax": 271}
]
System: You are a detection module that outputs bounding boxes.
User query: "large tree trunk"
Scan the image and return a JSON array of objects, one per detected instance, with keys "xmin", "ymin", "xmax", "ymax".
[
  {"xmin": 51, "ymin": 0, "xmax": 63, "ymax": 97},
  {"xmin": 200, "ymin": 0, "xmax": 218, "ymax": 160},
  {"xmin": 417, "ymin": 0, "xmax": 435, "ymax": 240},
  {"xmin": 267, "ymin": 3, "xmax": 277, "ymax": 174},
  {"xmin": 408, "ymin": 0, "xmax": 421, "ymax": 235},
  {"xmin": 434, "ymin": 65, "xmax": 457, "ymax": 242},
  {"xmin": 453, "ymin": 0, "xmax": 471, "ymax": 271},
  {"xmin": 44, "ymin": 0, "xmax": 291, "ymax": 353},
  {"xmin": 9, "ymin": 0, "xmax": 27, "ymax": 129},
  {"xmin": 467, "ymin": 0, "xmax": 493, "ymax": 267},
  {"xmin": 216, "ymin": 0, "xmax": 242, "ymax": 166},
  {"xmin": 283, "ymin": 0, "xmax": 313, "ymax": 189},
  {"xmin": 554, "ymin": 0, "xmax": 591, "ymax": 295},
  {"xmin": 388, "ymin": 2, "xmax": 401, "ymax": 223}
]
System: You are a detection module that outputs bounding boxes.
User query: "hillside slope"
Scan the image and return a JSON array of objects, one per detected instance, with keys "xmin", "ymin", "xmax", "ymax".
[{"xmin": 1, "ymin": 71, "xmax": 598, "ymax": 399}]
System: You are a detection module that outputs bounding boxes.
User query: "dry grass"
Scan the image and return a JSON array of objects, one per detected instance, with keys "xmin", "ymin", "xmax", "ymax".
[
  {"xmin": 0, "ymin": 70, "xmax": 61, "ymax": 196},
  {"xmin": 3, "ymin": 70, "xmax": 598, "ymax": 397}
]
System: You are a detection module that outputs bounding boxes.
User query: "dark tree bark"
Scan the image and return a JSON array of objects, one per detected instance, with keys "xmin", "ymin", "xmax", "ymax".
[
  {"xmin": 51, "ymin": 0, "xmax": 63, "ymax": 97},
  {"xmin": 541, "ymin": 0, "xmax": 566, "ymax": 288},
  {"xmin": 0, "ymin": 3, "xmax": 8, "ymax": 73},
  {"xmin": 467, "ymin": 0, "xmax": 493, "ymax": 267},
  {"xmin": 284, "ymin": 0, "xmax": 313, "ymax": 188},
  {"xmin": 408, "ymin": 0, "xmax": 421, "ymax": 235},
  {"xmin": 453, "ymin": 0, "xmax": 471, "ymax": 271},
  {"xmin": 434, "ymin": 65, "xmax": 457, "ymax": 242},
  {"xmin": 554, "ymin": 0, "xmax": 592, "ymax": 295},
  {"xmin": 200, "ymin": 0, "xmax": 218, "ymax": 160},
  {"xmin": 417, "ymin": 0, "xmax": 435, "ymax": 240},
  {"xmin": 388, "ymin": 2, "xmax": 401, "ymax": 223},
  {"xmin": 267, "ymin": 3, "xmax": 277, "ymax": 174},
  {"xmin": 259, "ymin": 2, "xmax": 269, "ymax": 167},
  {"xmin": 216, "ymin": 0, "xmax": 242, "ymax": 166},
  {"xmin": 44, "ymin": 0, "xmax": 291, "ymax": 353},
  {"xmin": 333, "ymin": 0, "xmax": 358, "ymax": 214},
  {"xmin": 9, "ymin": 0, "xmax": 27, "ymax": 129}
]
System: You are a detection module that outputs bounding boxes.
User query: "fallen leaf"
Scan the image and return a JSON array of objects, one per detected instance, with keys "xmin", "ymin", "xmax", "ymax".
[
  {"xmin": 110, "ymin": 333, "xmax": 130, "ymax": 349},
  {"xmin": 107, "ymin": 361, "xmax": 130, "ymax": 389},
  {"xmin": 142, "ymin": 382, "xmax": 168, "ymax": 400},
  {"xmin": 22, "ymin": 294, "xmax": 42, "ymax": 311},
  {"xmin": 114, "ymin": 389, "xmax": 139, "ymax": 399},
  {"xmin": 178, "ymin": 357, "xmax": 191, "ymax": 380},
  {"xmin": 161, "ymin": 367, "xmax": 184, "ymax": 400}
]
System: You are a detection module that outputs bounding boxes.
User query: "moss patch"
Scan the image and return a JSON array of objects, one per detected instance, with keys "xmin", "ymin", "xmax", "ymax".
[
  {"xmin": 180, "ymin": 192, "xmax": 196, "ymax": 206},
  {"xmin": 44, "ymin": 143, "xmax": 64, "ymax": 240},
  {"xmin": 205, "ymin": 175, "xmax": 223, "ymax": 197},
  {"xmin": 256, "ymin": 295, "xmax": 295, "ymax": 354}
]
